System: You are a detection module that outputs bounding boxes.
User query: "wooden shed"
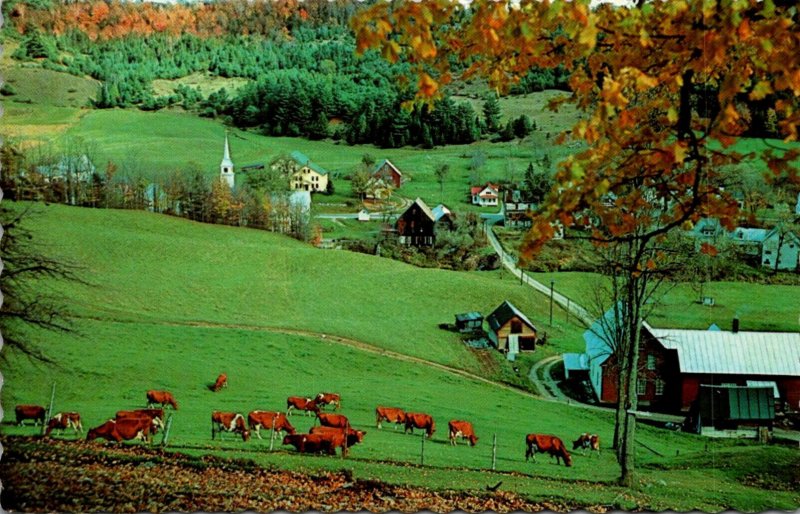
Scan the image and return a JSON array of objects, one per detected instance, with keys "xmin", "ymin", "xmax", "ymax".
[
  {"xmin": 455, "ymin": 312, "xmax": 483, "ymax": 333},
  {"xmin": 486, "ymin": 301, "xmax": 537, "ymax": 353}
]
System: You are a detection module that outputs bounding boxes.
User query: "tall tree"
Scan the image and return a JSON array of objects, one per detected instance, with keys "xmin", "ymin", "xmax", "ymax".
[
  {"xmin": 353, "ymin": 0, "xmax": 800, "ymax": 487},
  {"xmin": 434, "ymin": 163, "xmax": 449, "ymax": 202},
  {"xmin": 482, "ymin": 92, "xmax": 501, "ymax": 134}
]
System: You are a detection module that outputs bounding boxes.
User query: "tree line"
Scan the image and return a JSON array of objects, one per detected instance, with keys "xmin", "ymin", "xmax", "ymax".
[{"xmin": 0, "ymin": 141, "xmax": 319, "ymax": 243}]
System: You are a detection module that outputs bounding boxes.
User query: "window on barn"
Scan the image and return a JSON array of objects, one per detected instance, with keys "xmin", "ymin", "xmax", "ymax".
[
  {"xmin": 646, "ymin": 354, "xmax": 656, "ymax": 370},
  {"xmin": 637, "ymin": 379, "xmax": 647, "ymax": 396},
  {"xmin": 655, "ymin": 379, "xmax": 665, "ymax": 396},
  {"xmin": 511, "ymin": 320, "xmax": 523, "ymax": 333}
]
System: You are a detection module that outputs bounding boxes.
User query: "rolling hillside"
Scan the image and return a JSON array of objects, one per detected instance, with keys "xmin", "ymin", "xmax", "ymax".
[{"xmin": 2, "ymin": 204, "xmax": 798, "ymax": 511}]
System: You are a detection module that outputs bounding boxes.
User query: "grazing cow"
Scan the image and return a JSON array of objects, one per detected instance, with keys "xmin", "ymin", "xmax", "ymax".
[
  {"xmin": 315, "ymin": 392, "xmax": 341, "ymax": 410},
  {"xmin": 87, "ymin": 417, "xmax": 152, "ymax": 443},
  {"xmin": 375, "ymin": 407, "xmax": 406, "ymax": 429},
  {"xmin": 282, "ymin": 433, "xmax": 336, "ymax": 455},
  {"xmin": 44, "ymin": 412, "xmax": 83, "ymax": 437},
  {"xmin": 404, "ymin": 412, "xmax": 435, "ymax": 438},
  {"xmin": 525, "ymin": 434, "xmax": 572, "ymax": 467},
  {"xmin": 448, "ymin": 420, "xmax": 478, "ymax": 446},
  {"xmin": 308, "ymin": 426, "xmax": 366, "ymax": 457},
  {"xmin": 212, "ymin": 373, "xmax": 228, "ymax": 392},
  {"xmin": 146, "ymin": 390, "xmax": 178, "ymax": 410},
  {"xmin": 116, "ymin": 408, "xmax": 166, "ymax": 433},
  {"xmin": 317, "ymin": 412, "xmax": 350, "ymax": 429},
  {"xmin": 247, "ymin": 410, "xmax": 296, "ymax": 439},
  {"xmin": 286, "ymin": 396, "xmax": 319, "ymax": 416},
  {"xmin": 211, "ymin": 411, "xmax": 250, "ymax": 442},
  {"xmin": 15, "ymin": 405, "xmax": 46, "ymax": 426},
  {"xmin": 572, "ymin": 433, "xmax": 601, "ymax": 456}
]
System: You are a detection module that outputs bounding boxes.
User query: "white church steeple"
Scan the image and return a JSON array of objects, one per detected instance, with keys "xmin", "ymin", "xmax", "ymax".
[{"xmin": 220, "ymin": 131, "xmax": 234, "ymax": 189}]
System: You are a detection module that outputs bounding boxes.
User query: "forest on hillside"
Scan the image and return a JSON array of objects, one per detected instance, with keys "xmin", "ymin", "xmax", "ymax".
[{"xmin": 4, "ymin": 0, "xmax": 569, "ymax": 148}]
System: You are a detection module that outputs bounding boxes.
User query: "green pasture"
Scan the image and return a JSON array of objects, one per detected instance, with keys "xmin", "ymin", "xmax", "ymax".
[
  {"xmin": 1, "ymin": 65, "xmax": 100, "ymax": 108},
  {"xmin": 151, "ymin": 72, "xmax": 251, "ymax": 98},
  {"xmin": 529, "ymin": 271, "xmax": 800, "ymax": 333},
  {"xmin": 11, "ymin": 203, "xmax": 585, "ymax": 373},
  {"xmin": 3, "ymin": 317, "xmax": 797, "ymax": 511}
]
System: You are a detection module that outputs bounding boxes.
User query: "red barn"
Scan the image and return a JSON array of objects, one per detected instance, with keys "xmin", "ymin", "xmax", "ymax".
[
  {"xmin": 579, "ymin": 310, "xmax": 800, "ymax": 413},
  {"xmin": 372, "ymin": 159, "xmax": 404, "ymax": 189}
]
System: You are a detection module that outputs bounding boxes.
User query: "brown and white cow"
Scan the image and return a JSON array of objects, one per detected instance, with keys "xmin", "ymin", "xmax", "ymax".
[
  {"xmin": 146, "ymin": 390, "xmax": 178, "ymax": 410},
  {"xmin": 44, "ymin": 412, "xmax": 83, "ymax": 437},
  {"xmin": 572, "ymin": 433, "xmax": 600, "ymax": 456},
  {"xmin": 315, "ymin": 392, "xmax": 341, "ymax": 411},
  {"xmin": 116, "ymin": 408, "xmax": 166, "ymax": 433},
  {"xmin": 212, "ymin": 373, "xmax": 228, "ymax": 392},
  {"xmin": 448, "ymin": 420, "xmax": 478, "ymax": 446},
  {"xmin": 316, "ymin": 412, "xmax": 349, "ymax": 429},
  {"xmin": 87, "ymin": 417, "xmax": 152, "ymax": 443},
  {"xmin": 309, "ymin": 426, "xmax": 367, "ymax": 457},
  {"xmin": 525, "ymin": 434, "xmax": 572, "ymax": 466},
  {"xmin": 15, "ymin": 404, "xmax": 46, "ymax": 426},
  {"xmin": 248, "ymin": 410, "xmax": 296, "ymax": 440},
  {"xmin": 404, "ymin": 412, "xmax": 435, "ymax": 438},
  {"xmin": 375, "ymin": 407, "xmax": 406, "ymax": 429},
  {"xmin": 286, "ymin": 396, "xmax": 319, "ymax": 416},
  {"xmin": 282, "ymin": 433, "xmax": 336, "ymax": 455},
  {"xmin": 211, "ymin": 411, "xmax": 250, "ymax": 442}
]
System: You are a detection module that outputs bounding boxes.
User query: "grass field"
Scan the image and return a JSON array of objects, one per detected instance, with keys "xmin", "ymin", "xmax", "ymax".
[
  {"xmin": 529, "ymin": 271, "xmax": 800, "ymax": 333},
  {"xmin": 1, "ymin": 206, "xmax": 798, "ymax": 511}
]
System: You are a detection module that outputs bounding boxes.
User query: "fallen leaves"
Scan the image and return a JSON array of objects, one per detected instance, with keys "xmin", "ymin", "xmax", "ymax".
[{"xmin": 0, "ymin": 436, "xmax": 588, "ymax": 513}]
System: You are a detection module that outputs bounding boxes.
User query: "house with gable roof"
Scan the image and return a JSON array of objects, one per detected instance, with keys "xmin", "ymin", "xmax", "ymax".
[
  {"xmin": 470, "ymin": 182, "xmax": 499, "ymax": 207},
  {"xmin": 286, "ymin": 150, "xmax": 329, "ymax": 193},
  {"xmin": 372, "ymin": 159, "xmax": 404, "ymax": 188},
  {"xmin": 572, "ymin": 307, "xmax": 800, "ymax": 413},
  {"xmin": 395, "ymin": 197, "xmax": 454, "ymax": 246},
  {"xmin": 689, "ymin": 218, "xmax": 799, "ymax": 271},
  {"xmin": 486, "ymin": 300, "xmax": 537, "ymax": 354}
]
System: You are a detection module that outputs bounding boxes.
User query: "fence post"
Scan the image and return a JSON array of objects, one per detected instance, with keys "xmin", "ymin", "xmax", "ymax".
[
  {"xmin": 161, "ymin": 414, "xmax": 173, "ymax": 447},
  {"xmin": 269, "ymin": 416, "xmax": 276, "ymax": 451},
  {"xmin": 43, "ymin": 383, "xmax": 56, "ymax": 435},
  {"xmin": 492, "ymin": 433, "xmax": 497, "ymax": 471},
  {"xmin": 420, "ymin": 431, "xmax": 425, "ymax": 466}
]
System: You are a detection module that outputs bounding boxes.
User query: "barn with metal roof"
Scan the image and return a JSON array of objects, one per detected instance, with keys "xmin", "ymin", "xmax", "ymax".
[{"xmin": 577, "ymin": 313, "xmax": 800, "ymax": 412}]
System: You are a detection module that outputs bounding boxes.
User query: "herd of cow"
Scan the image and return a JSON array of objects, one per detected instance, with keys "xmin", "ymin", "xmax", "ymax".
[{"xmin": 13, "ymin": 380, "xmax": 601, "ymax": 467}]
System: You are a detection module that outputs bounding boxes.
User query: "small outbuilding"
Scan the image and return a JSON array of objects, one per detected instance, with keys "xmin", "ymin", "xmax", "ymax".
[
  {"xmin": 486, "ymin": 301, "xmax": 537, "ymax": 353},
  {"xmin": 685, "ymin": 385, "xmax": 775, "ymax": 437},
  {"xmin": 455, "ymin": 312, "xmax": 483, "ymax": 333}
]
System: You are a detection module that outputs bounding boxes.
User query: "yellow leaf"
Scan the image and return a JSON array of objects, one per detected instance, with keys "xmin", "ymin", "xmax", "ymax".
[
  {"xmin": 749, "ymin": 81, "xmax": 773, "ymax": 101},
  {"xmin": 667, "ymin": 107, "xmax": 679, "ymax": 124},
  {"xmin": 635, "ymin": 70, "xmax": 658, "ymax": 91},
  {"xmin": 578, "ymin": 17, "xmax": 598, "ymax": 49},
  {"xmin": 674, "ymin": 142, "xmax": 688, "ymax": 164}
]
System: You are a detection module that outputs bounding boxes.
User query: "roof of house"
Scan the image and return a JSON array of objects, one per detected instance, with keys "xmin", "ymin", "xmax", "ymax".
[
  {"xmin": 730, "ymin": 227, "xmax": 768, "ymax": 243},
  {"xmin": 373, "ymin": 159, "xmax": 402, "ymax": 176},
  {"xmin": 763, "ymin": 226, "xmax": 800, "ymax": 243},
  {"xmin": 649, "ymin": 327, "xmax": 800, "ymax": 376},
  {"xmin": 582, "ymin": 306, "xmax": 624, "ymax": 366},
  {"xmin": 408, "ymin": 197, "xmax": 436, "ymax": 222},
  {"xmin": 487, "ymin": 301, "xmax": 537, "ymax": 333},
  {"xmin": 432, "ymin": 204, "xmax": 452, "ymax": 222},
  {"xmin": 471, "ymin": 183, "xmax": 499, "ymax": 196},
  {"xmin": 456, "ymin": 312, "xmax": 483, "ymax": 323},
  {"xmin": 290, "ymin": 151, "xmax": 328, "ymax": 176},
  {"xmin": 563, "ymin": 352, "xmax": 589, "ymax": 372}
]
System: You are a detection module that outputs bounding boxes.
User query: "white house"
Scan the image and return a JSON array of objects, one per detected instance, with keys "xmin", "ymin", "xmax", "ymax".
[
  {"xmin": 761, "ymin": 227, "xmax": 800, "ymax": 271},
  {"xmin": 689, "ymin": 218, "xmax": 799, "ymax": 271},
  {"xmin": 471, "ymin": 183, "xmax": 499, "ymax": 206}
]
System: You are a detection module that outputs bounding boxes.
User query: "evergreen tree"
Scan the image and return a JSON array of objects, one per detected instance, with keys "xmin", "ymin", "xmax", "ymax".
[{"xmin": 482, "ymin": 92, "xmax": 501, "ymax": 133}]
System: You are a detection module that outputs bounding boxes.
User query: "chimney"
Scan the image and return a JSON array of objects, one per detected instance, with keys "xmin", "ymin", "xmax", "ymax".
[{"xmin": 732, "ymin": 318, "xmax": 740, "ymax": 334}]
